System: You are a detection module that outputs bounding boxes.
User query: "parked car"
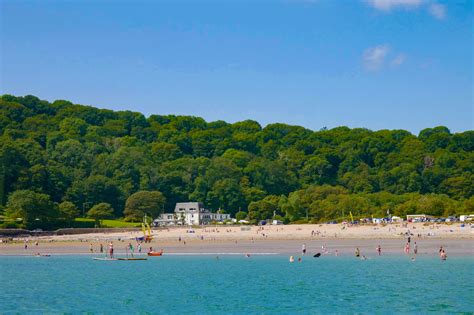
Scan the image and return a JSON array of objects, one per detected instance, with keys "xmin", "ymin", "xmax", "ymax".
[{"xmin": 446, "ymin": 216, "xmax": 458, "ymax": 222}]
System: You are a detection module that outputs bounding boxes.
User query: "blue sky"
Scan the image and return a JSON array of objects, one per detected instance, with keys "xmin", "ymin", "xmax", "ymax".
[{"xmin": 1, "ymin": 0, "xmax": 472, "ymax": 134}]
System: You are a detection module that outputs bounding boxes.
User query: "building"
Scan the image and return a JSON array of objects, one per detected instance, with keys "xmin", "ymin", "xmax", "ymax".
[{"xmin": 153, "ymin": 202, "xmax": 231, "ymax": 226}]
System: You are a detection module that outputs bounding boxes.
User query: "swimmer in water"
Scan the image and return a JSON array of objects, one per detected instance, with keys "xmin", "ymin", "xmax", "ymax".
[
  {"xmin": 440, "ymin": 249, "xmax": 447, "ymax": 261},
  {"xmin": 289, "ymin": 256, "xmax": 295, "ymax": 263}
]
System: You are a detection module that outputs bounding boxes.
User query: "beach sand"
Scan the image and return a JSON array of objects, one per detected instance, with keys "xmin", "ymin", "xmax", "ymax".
[{"xmin": 1, "ymin": 223, "xmax": 473, "ymax": 256}]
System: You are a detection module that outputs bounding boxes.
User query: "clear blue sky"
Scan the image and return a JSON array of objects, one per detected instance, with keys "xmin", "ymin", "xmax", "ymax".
[{"xmin": 1, "ymin": 0, "xmax": 472, "ymax": 134}]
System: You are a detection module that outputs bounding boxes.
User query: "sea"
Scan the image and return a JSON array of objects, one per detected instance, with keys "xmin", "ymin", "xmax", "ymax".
[{"xmin": 1, "ymin": 254, "xmax": 473, "ymax": 314}]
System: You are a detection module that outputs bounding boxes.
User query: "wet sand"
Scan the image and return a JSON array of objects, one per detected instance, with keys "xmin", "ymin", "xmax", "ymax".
[{"xmin": 2, "ymin": 238, "xmax": 472, "ymax": 256}]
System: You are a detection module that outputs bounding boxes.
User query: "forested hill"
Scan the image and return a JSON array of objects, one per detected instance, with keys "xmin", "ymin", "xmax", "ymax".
[{"xmin": 1, "ymin": 94, "xmax": 473, "ymax": 227}]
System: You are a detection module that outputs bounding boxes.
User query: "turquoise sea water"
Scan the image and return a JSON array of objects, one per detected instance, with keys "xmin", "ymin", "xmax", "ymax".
[{"xmin": 1, "ymin": 255, "xmax": 473, "ymax": 314}]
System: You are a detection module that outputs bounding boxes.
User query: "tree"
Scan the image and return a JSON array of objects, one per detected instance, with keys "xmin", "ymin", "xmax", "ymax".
[
  {"xmin": 206, "ymin": 179, "xmax": 245, "ymax": 216},
  {"xmin": 124, "ymin": 191, "xmax": 166, "ymax": 221},
  {"xmin": 235, "ymin": 211, "xmax": 247, "ymax": 221},
  {"xmin": 65, "ymin": 175, "xmax": 123, "ymax": 216},
  {"xmin": 248, "ymin": 199, "xmax": 279, "ymax": 222},
  {"xmin": 87, "ymin": 203, "xmax": 114, "ymax": 227},
  {"xmin": 5, "ymin": 190, "xmax": 57, "ymax": 227},
  {"xmin": 0, "ymin": 94, "xmax": 471, "ymax": 227},
  {"xmin": 58, "ymin": 201, "xmax": 80, "ymax": 222}
]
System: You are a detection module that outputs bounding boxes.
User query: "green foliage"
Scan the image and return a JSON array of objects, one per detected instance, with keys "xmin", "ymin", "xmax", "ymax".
[
  {"xmin": 5, "ymin": 189, "xmax": 58, "ymax": 228},
  {"xmin": 87, "ymin": 203, "xmax": 114, "ymax": 226},
  {"xmin": 235, "ymin": 211, "xmax": 247, "ymax": 221},
  {"xmin": 58, "ymin": 201, "xmax": 80, "ymax": 221},
  {"xmin": 123, "ymin": 191, "xmax": 166, "ymax": 221},
  {"xmin": 0, "ymin": 94, "xmax": 472, "ymax": 228}
]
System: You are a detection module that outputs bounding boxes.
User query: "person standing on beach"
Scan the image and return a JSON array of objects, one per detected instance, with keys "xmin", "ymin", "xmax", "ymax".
[
  {"xmin": 89, "ymin": 243, "xmax": 93, "ymax": 253},
  {"xmin": 99, "ymin": 243, "xmax": 103, "ymax": 253},
  {"xmin": 377, "ymin": 245, "xmax": 382, "ymax": 256},
  {"xmin": 413, "ymin": 242, "xmax": 418, "ymax": 255}
]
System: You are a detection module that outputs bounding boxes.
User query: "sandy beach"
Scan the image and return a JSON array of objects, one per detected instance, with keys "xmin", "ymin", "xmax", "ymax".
[{"xmin": 1, "ymin": 223, "xmax": 473, "ymax": 256}]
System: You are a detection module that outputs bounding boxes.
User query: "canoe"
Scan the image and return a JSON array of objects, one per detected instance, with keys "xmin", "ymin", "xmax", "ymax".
[{"xmin": 147, "ymin": 251, "xmax": 163, "ymax": 256}]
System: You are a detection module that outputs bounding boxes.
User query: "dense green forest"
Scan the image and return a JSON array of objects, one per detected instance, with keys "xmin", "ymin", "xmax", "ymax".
[{"xmin": 0, "ymin": 95, "xmax": 473, "ymax": 228}]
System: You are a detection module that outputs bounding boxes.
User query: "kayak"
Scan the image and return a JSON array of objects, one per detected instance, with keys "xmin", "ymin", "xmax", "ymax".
[{"xmin": 147, "ymin": 251, "xmax": 163, "ymax": 256}]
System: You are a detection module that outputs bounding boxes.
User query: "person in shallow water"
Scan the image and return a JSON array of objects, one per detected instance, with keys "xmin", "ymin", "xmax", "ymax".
[
  {"xmin": 355, "ymin": 247, "xmax": 360, "ymax": 257},
  {"xmin": 108, "ymin": 242, "xmax": 114, "ymax": 258},
  {"xmin": 289, "ymin": 256, "xmax": 295, "ymax": 263},
  {"xmin": 377, "ymin": 245, "xmax": 382, "ymax": 256},
  {"xmin": 440, "ymin": 248, "xmax": 447, "ymax": 261}
]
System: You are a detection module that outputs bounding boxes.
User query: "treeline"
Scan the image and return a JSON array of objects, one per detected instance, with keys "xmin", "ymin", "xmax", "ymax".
[{"xmin": 0, "ymin": 95, "xmax": 472, "ymax": 228}]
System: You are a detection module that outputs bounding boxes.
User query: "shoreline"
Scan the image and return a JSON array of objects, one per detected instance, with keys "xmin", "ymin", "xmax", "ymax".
[
  {"xmin": 2, "ymin": 238, "xmax": 473, "ymax": 257},
  {"xmin": 1, "ymin": 223, "xmax": 472, "ymax": 256}
]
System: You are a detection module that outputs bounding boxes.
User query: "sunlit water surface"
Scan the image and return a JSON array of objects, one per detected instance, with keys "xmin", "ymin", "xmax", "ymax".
[{"xmin": 1, "ymin": 255, "xmax": 473, "ymax": 313}]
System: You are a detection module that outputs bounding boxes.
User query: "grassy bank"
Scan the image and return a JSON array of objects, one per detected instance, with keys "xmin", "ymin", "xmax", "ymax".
[{"xmin": 75, "ymin": 218, "xmax": 142, "ymax": 228}]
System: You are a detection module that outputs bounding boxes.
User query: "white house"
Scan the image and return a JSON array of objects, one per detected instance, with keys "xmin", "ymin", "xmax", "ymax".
[{"xmin": 153, "ymin": 202, "xmax": 231, "ymax": 226}]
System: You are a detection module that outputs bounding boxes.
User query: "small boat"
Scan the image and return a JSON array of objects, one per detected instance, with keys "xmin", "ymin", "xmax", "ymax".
[
  {"xmin": 93, "ymin": 257, "xmax": 118, "ymax": 261},
  {"xmin": 147, "ymin": 251, "xmax": 164, "ymax": 257},
  {"xmin": 117, "ymin": 257, "xmax": 147, "ymax": 261}
]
